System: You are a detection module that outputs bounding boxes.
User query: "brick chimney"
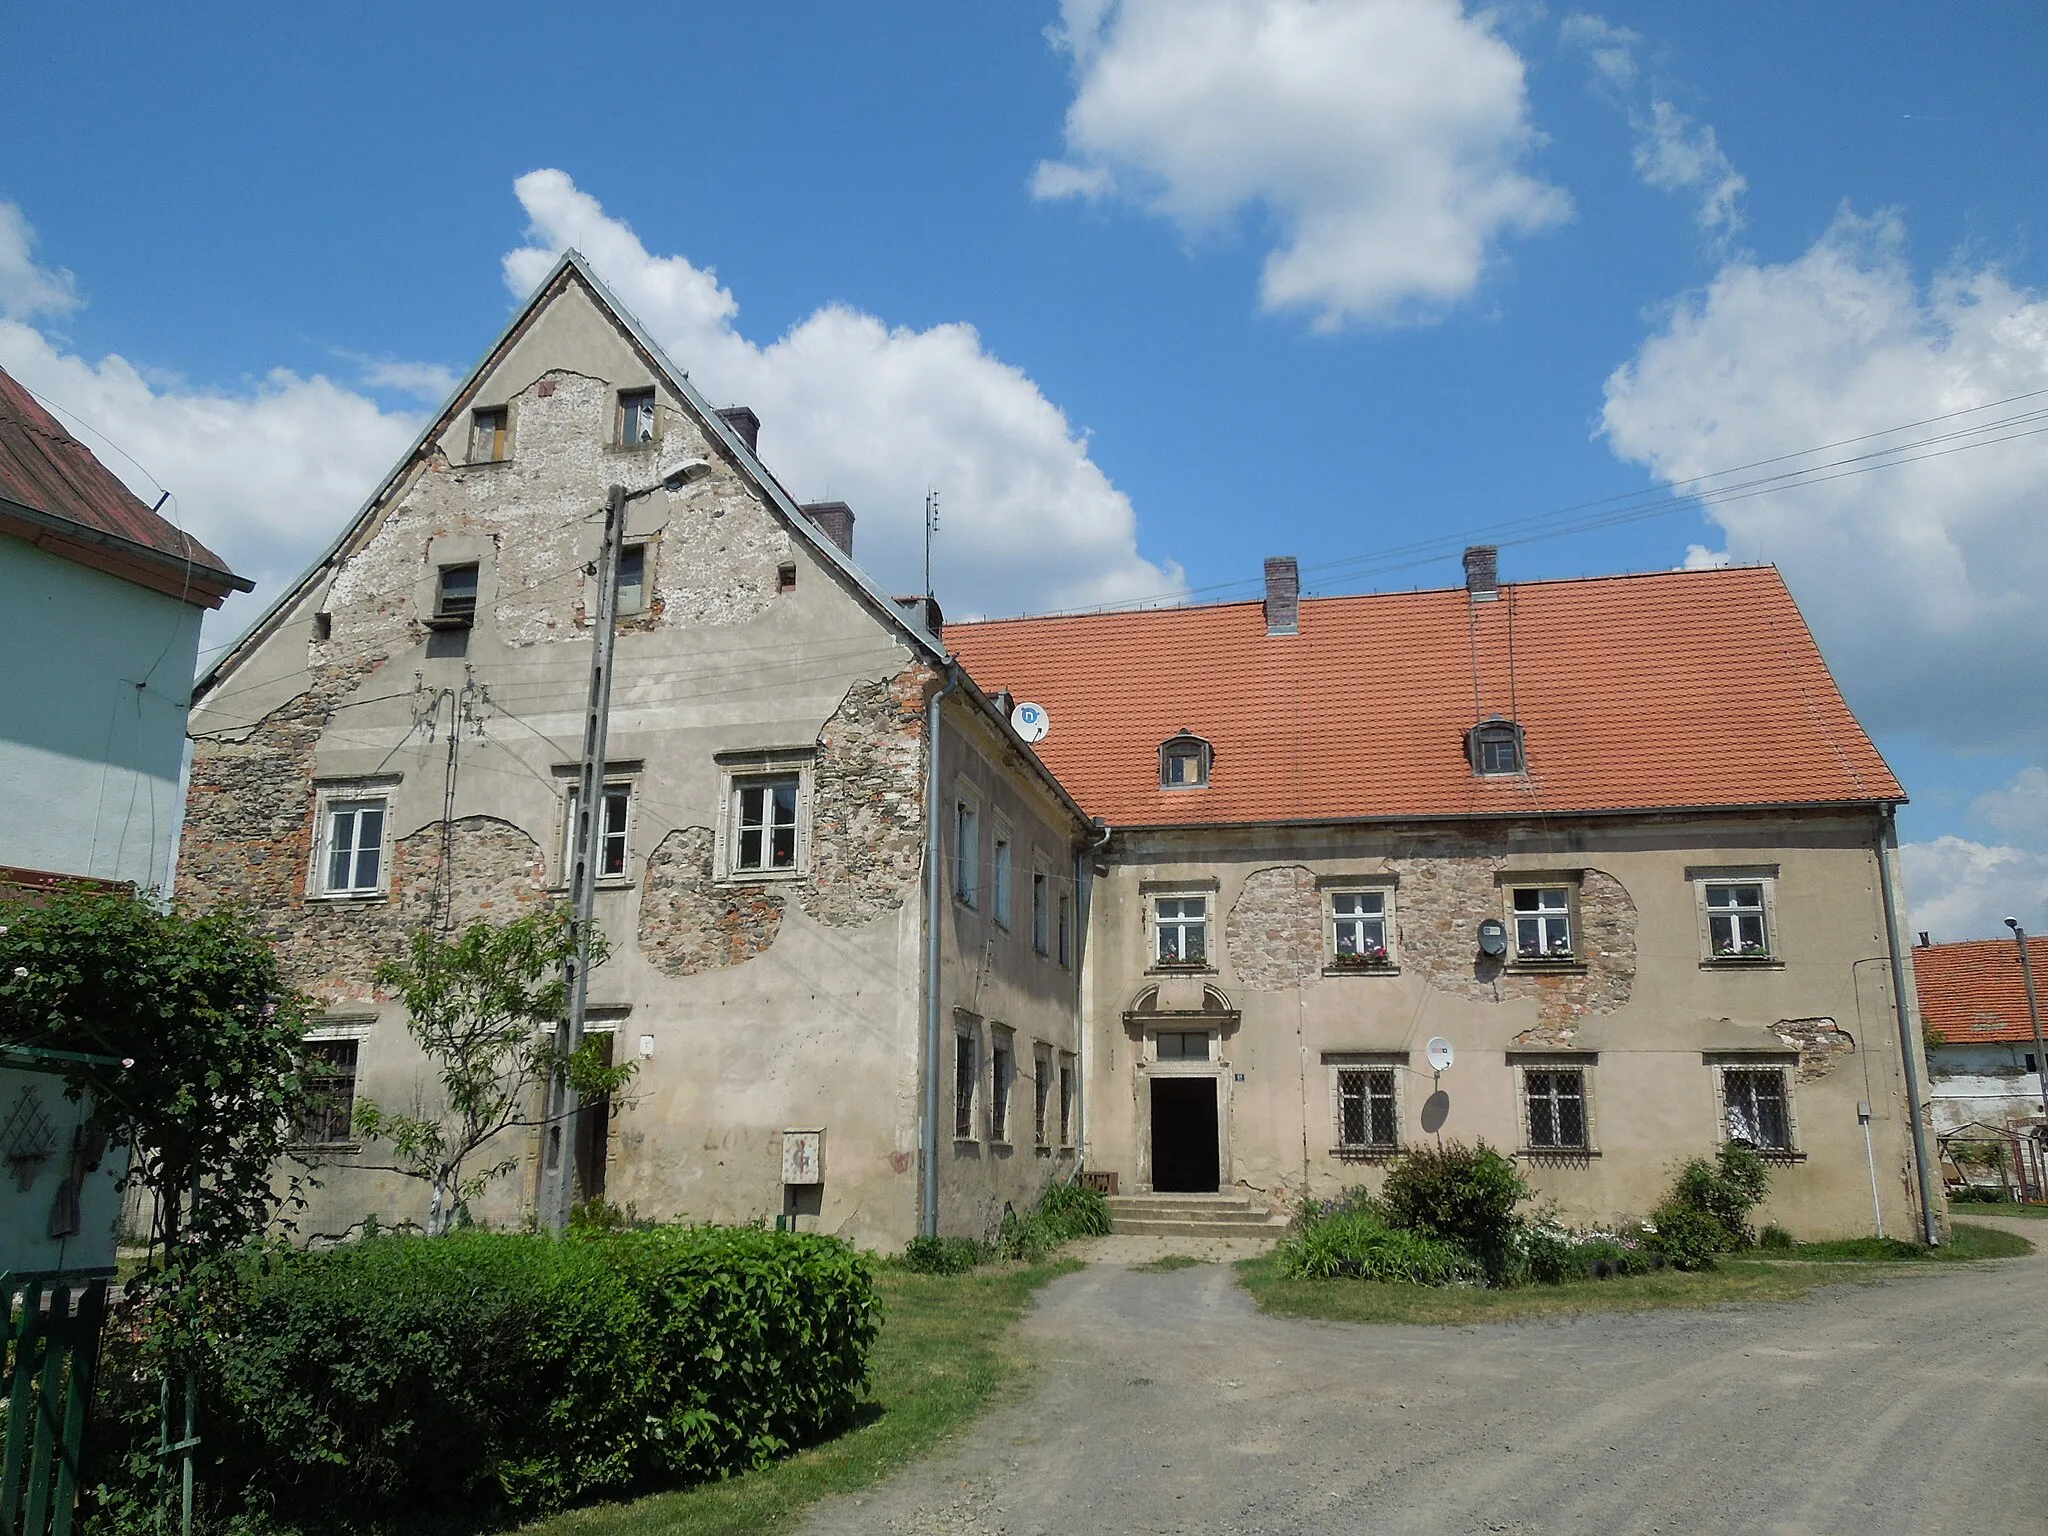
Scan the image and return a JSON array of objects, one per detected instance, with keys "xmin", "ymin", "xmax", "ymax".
[
  {"xmin": 1264, "ymin": 556, "xmax": 1300, "ymax": 636},
  {"xmin": 716, "ymin": 406, "xmax": 760, "ymax": 454},
  {"xmin": 1464, "ymin": 544, "xmax": 1499, "ymax": 601},
  {"xmin": 800, "ymin": 501, "xmax": 856, "ymax": 557}
]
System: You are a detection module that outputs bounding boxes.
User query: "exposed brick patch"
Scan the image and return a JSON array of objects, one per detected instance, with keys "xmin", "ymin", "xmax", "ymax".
[
  {"xmin": 1225, "ymin": 865, "xmax": 1322, "ymax": 993},
  {"xmin": 801, "ymin": 664, "xmax": 936, "ymax": 928},
  {"xmin": 638, "ymin": 827, "xmax": 785, "ymax": 976},
  {"xmin": 1776, "ymin": 1017, "xmax": 1855, "ymax": 1081}
]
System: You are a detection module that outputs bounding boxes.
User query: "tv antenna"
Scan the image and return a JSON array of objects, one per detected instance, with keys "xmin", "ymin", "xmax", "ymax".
[{"xmin": 923, "ymin": 487, "xmax": 939, "ymax": 598}]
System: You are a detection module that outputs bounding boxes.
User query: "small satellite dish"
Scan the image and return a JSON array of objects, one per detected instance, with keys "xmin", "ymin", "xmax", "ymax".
[
  {"xmin": 1011, "ymin": 701, "xmax": 1050, "ymax": 743},
  {"xmin": 1427, "ymin": 1037, "xmax": 1455, "ymax": 1073},
  {"xmin": 1477, "ymin": 918, "xmax": 1508, "ymax": 958}
]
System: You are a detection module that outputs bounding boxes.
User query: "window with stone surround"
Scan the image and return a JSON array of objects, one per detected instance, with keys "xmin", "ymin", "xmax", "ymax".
[
  {"xmin": 1519, "ymin": 1064, "xmax": 1591, "ymax": 1152},
  {"xmin": 1325, "ymin": 1054, "xmax": 1402, "ymax": 1154},
  {"xmin": 1511, "ymin": 885, "xmax": 1575, "ymax": 961},
  {"xmin": 1691, "ymin": 867, "xmax": 1781, "ymax": 964},
  {"xmin": 293, "ymin": 1037, "xmax": 361, "ymax": 1146},
  {"xmin": 313, "ymin": 788, "xmax": 392, "ymax": 898},
  {"xmin": 714, "ymin": 751, "xmax": 812, "ymax": 881},
  {"xmin": 1032, "ymin": 858, "xmax": 1051, "ymax": 954},
  {"xmin": 1153, "ymin": 893, "xmax": 1209, "ymax": 967},
  {"xmin": 992, "ymin": 820, "xmax": 1013, "ymax": 928},
  {"xmin": 563, "ymin": 783, "xmax": 633, "ymax": 884},
  {"xmin": 990, "ymin": 1029, "xmax": 1014, "ymax": 1144},
  {"xmin": 1057, "ymin": 890, "xmax": 1073, "ymax": 967},
  {"xmin": 732, "ymin": 777, "xmax": 797, "ymax": 873},
  {"xmin": 1034, "ymin": 1042, "xmax": 1053, "ymax": 1147},
  {"xmin": 954, "ymin": 1020, "xmax": 979, "ymax": 1140},
  {"xmin": 1059, "ymin": 1054, "xmax": 1076, "ymax": 1147},
  {"xmin": 953, "ymin": 795, "xmax": 981, "ymax": 907},
  {"xmin": 1722, "ymin": 1065, "xmax": 1794, "ymax": 1152},
  {"xmin": 1327, "ymin": 885, "xmax": 1395, "ymax": 969}
]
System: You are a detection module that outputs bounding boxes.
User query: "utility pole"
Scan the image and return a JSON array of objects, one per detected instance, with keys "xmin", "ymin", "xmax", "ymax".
[
  {"xmin": 2007, "ymin": 918, "xmax": 2048, "ymax": 1145},
  {"xmin": 539, "ymin": 481, "xmax": 628, "ymax": 1234}
]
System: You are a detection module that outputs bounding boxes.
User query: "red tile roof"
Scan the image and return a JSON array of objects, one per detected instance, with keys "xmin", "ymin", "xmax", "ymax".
[
  {"xmin": 1915, "ymin": 937, "xmax": 2048, "ymax": 1047},
  {"xmin": 0, "ymin": 364, "xmax": 246, "ymax": 606},
  {"xmin": 947, "ymin": 566, "xmax": 1901, "ymax": 826}
]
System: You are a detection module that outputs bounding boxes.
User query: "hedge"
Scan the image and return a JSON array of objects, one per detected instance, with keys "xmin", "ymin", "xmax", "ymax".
[{"xmin": 91, "ymin": 1226, "xmax": 878, "ymax": 1530}]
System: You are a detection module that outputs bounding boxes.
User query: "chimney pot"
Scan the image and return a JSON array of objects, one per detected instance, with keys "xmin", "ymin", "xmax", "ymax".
[
  {"xmin": 1264, "ymin": 556, "xmax": 1300, "ymax": 636},
  {"xmin": 716, "ymin": 406, "xmax": 761, "ymax": 454},
  {"xmin": 800, "ymin": 500, "xmax": 855, "ymax": 557},
  {"xmin": 1464, "ymin": 545, "xmax": 1499, "ymax": 600}
]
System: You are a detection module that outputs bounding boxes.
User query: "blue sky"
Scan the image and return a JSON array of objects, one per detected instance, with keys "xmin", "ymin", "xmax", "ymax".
[{"xmin": 3, "ymin": 2, "xmax": 2045, "ymax": 935}]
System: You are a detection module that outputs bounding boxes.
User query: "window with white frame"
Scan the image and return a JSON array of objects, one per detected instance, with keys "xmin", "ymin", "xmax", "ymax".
[
  {"xmin": 1722, "ymin": 1066, "xmax": 1793, "ymax": 1151},
  {"xmin": 731, "ymin": 776, "xmax": 798, "ymax": 874},
  {"xmin": 1330, "ymin": 888, "xmax": 1392, "ymax": 965},
  {"xmin": 1154, "ymin": 893, "xmax": 1209, "ymax": 966},
  {"xmin": 1336, "ymin": 1067, "xmax": 1398, "ymax": 1151},
  {"xmin": 564, "ymin": 784, "xmax": 632, "ymax": 882},
  {"xmin": 954, "ymin": 1024, "xmax": 979, "ymax": 1139},
  {"xmin": 1706, "ymin": 881, "xmax": 1771, "ymax": 959},
  {"xmin": 1512, "ymin": 886, "xmax": 1574, "ymax": 960},
  {"xmin": 1059, "ymin": 1055, "xmax": 1075, "ymax": 1146},
  {"xmin": 992, "ymin": 825, "xmax": 1013, "ymax": 927},
  {"xmin": 318, "ymin": 795, "xmax": 388, "ymax": 896},
  {"xmin": 990, "ymin": 1032, "xmax": 1013, "ymax": 1143},
  {"xmin": 954, "ymin": 798, "xmax": 980, "ymax": 905},
  {"xmin": 1522, "ymin": 1067, "xmax": 1589, "ymax": 1151},
  {"xmin": 1032, "ymin": 863, "xmax": 1051, "ymax": 954},
  {"xmin": 1034, "ymin": 1044, "xmax": 1053, "ymax": 1146}
]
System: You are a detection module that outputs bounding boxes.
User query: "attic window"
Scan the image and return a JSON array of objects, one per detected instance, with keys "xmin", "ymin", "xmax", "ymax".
[
  {"xmin": 616, "ymin": 545, "xmax": 647, "ymax": 613},
  {"xmin": 616, "ymin": 389, "xmax": 657, "ymax": 447},
  {"xmin": 777, "ymin": 562, "xmax": 798, "ymax": 593},
  {"xmin": 1160, "ymin": 732, "xmax": 1211, "ymax": 790},
  {"xmin": 1468, "ymin": 719, "xmax": 1524, "ymax": 777},
  {"xmin": 469, "ymin": 407, "xmax": 508, "ymax": 463},
  {"xmin": 434, "ymin": 564, "xmax": 479, "ymax": 627}
]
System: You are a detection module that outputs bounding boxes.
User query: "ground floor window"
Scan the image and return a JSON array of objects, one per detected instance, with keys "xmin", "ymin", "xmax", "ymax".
[
  {"xmin": 990, "ymin": 1032, "xmax": 1013, "ymax": 1143},
  {"xmin": 954, "ymin": 1027, "xmax": 978, "ymax": 1139},
  {"xmin": 1337, "ymin": 1067, "xmax": 1398, "ymax": 1151},
  {"xmin": 293, "ymin": 1039, "xmax": 360, "ymax": 1145},
  {"xmin": 1034, "ymin": 1044, "xmax": 1053, "ymax": 1146},
  {"xmin": 1059, "ymin": 1056, "xmax": 1076, "ymax": 1146},
  {"xmin": 1723, "ymin": 1067, "xmax": 1792, "ymax": 1150},
  {"xmin": 1523, "ymin": 1068, "xmax": 1587, "ymax": 1150}
]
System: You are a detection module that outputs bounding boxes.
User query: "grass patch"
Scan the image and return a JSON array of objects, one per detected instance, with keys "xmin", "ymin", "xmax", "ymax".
[
  {"xmin": 526, "ymin": 1258, "xmax": 1079, "ymax": 1536},
  {"xmin": 1950, "ymin": 1198, "xmax": 2048, "ymax": 1219},
  {"xmin": 1236, "ymin": 1220, "xmax": 2032, "ymax": 1326},
  {"xmin": 1134, "ymin": 1254, "xmax": 1208, "ymax": 1273}
]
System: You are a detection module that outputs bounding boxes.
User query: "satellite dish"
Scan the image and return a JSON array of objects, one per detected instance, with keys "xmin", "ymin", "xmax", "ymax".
[
  {"xmin": 1477, "ymin": 918, "xmax": 1508, "ymax": 958},
  {"xmin": 1011, "ymin": 701, "xmax": 1050, "ymax": 743},
  {"xmin": 1427, "ymin": 1037, "xmax": 1455, "ymax": 1072}
]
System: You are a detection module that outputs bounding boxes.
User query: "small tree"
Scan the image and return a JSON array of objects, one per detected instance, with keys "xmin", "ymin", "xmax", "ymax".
[{"xmin": 357, "ymin": 906, "xmax": 633, "ymax": 1233}]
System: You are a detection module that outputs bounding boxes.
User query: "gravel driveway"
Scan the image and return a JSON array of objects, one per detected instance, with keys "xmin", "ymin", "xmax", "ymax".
[{"xmin": 800, "ymin": 1219, "xmax": 2045, "ymax": 1535}]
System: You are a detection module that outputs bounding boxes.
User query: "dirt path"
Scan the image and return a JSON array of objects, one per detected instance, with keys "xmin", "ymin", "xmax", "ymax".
[{"xmin": 800, "ymin": 1220, "xmax": 2046, "ymax": 1535}]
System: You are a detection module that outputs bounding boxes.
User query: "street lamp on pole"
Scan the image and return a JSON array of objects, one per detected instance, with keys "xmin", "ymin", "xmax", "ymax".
[{"xmin": 540, "ymin": 457, "xmax": 713, "ymax": 1234}]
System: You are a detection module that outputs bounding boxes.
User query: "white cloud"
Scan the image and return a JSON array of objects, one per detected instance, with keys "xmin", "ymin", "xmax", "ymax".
[
  {"xmin": 1679, "ymin": 543, "xmax": 1730, "ymax": 570},
  {"xmin": 0, "ymin": 201, "xmax": 424, "ymax": 651},
  {"xmin": 344, "ymin": 354, "xmax": 460, "ymax": 403},
  {"xmin": 1032, "ymin": 0, "xmax": 1571, "ymax": 328},
  {"xmin": 1972, "ymin": 767, "xmax": 2048, "ymax": 848},
  {"xmin": 1904, "ymin": 836, "xmax": 2048, "ymax": 942},
  {"xmin": 505, "ymin": 169, "xmax": 1180, "ymax": 616},
  {"xmin": 1562, "ymin": 13, "xmax": 1746, "ymax": 237},
  {"xmin": 0, "ymin": 201, "xmax": 80, "ymax": 321},
  {"xmin": 1601, "ymin": 207, "xmax": 2048, "ymax": 762}
]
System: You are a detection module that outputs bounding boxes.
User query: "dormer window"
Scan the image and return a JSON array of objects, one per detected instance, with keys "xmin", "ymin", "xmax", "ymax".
[
  {"xmin": 1468, "ymin": 718, "xmax": 1524, "ymax": 777},
  {"xmin": 1160, "ymin": 731, "xmax": 1212, "ymax": 789}
]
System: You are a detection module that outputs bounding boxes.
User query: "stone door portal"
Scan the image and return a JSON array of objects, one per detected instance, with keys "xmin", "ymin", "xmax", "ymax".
[{"xmin": 1150, "ymin": 1076, "xmax": 1220, "ymax": 1192}]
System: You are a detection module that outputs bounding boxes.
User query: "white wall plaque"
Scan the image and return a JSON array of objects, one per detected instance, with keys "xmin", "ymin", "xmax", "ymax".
[{"xmin": 781, "ymin": 1127, "xmax": 824, "ymax": 1185}]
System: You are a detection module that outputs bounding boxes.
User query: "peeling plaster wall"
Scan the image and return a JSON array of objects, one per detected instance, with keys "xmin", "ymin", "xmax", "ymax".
[
  {"xmin": 178, "ymin": 274, "xmax": 1006, "ymax": 1250},
  {"xmin": 1083, "ymin": 812, "xmax": 1924, "ymax": 1239}
]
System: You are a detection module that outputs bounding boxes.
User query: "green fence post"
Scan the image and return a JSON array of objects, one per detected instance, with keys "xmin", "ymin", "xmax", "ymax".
[
  {"xmin": 2, "ymin": 1278, "xmax": 46, "ymax": 1536},
  {"xmin": 21, "ymin": 1285, "xmax": 71, "ymax": 1536},
  {"xmin": 50, "ymin": 1281, "xmax": 106, "ymax": 1536}
]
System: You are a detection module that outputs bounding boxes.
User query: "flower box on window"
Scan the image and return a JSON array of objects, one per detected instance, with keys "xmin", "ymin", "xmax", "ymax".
[
  {"xmin": 1713, "ymin": 939, "xmax": 1773, "ymax": 961},
  {"xmin": 1330, "ymin": 947, "xmax": 1393, "ymax": 971}
]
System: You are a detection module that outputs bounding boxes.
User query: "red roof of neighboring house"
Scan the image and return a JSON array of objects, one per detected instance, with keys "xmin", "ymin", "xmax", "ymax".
[
  {"xmin": 1915, "ymin": 937, "xmax": 2048, "ymax": 1046},
  {"xmin": 0, "ymin": 364, "xmax": 247, "ymax": 606},
  {"xmin": 946, "ymin": 565, "xmax": 1901, "ymax": 827}
]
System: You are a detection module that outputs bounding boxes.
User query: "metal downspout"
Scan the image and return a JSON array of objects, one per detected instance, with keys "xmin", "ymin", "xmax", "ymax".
[
  {"xmin": 1878, "ymin": 805, "xmax": 1942, "ymax": 1245},
  {"xmin": 921, "ymin": 671, "xmax": 959, "ymax": 1237}
]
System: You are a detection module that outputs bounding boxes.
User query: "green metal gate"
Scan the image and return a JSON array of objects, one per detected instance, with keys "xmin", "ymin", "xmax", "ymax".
[{"xmin": 2, "ymin": 1276, "xmax": 108, "ymax": 1536}]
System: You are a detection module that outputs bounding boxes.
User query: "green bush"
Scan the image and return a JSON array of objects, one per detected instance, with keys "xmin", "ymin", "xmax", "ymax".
[
  {"xmin": 91, "ymin": 1227, "xmax": 877, "ymax": 1530},
  {"xmin": 901, "ymin": 1234, "xmax": 981, "ymax": 1274},
  {"xmin": 1522, "ymin": 1222, "xmax": 1579, "ymax": 1285},
  {"xmin": 1381, "ymin": 1141, "xmax": 1530, "ymax": 1283},
  {"xmin": 1758, "ymin": 1223, "xmax": 1795, "ymax": 1252},
  {"xmin": 1670, "ymin": 1143, "xmax": 1771, "ymax": 1249},
  {"xmin": 1277, "ymin": 1211, "xmax": 1481, "ymax": 1284},
  {"xmin": 996, "ymin": 1209, "xmax": 1054, "ymax": 1262},
  {"xmin": 1645, "ymin": 1203, "xmax": 1727, "ymax": 1271}
]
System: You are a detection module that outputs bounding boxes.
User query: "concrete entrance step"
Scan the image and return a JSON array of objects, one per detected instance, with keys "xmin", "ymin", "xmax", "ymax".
[
  {"xmin": 1107, "ymin": 1192, "xmax": 1290, "ymax": 1240},
  {"xmin": 1109, "ymin": 1214, "xmax": 1290, "ymax": 1240}
]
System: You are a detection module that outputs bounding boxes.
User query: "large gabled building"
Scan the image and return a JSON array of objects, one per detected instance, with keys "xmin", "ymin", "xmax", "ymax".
[{"xmin": 948, "ymin": 553, "xmax": 1938, "ymax": 1239}]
